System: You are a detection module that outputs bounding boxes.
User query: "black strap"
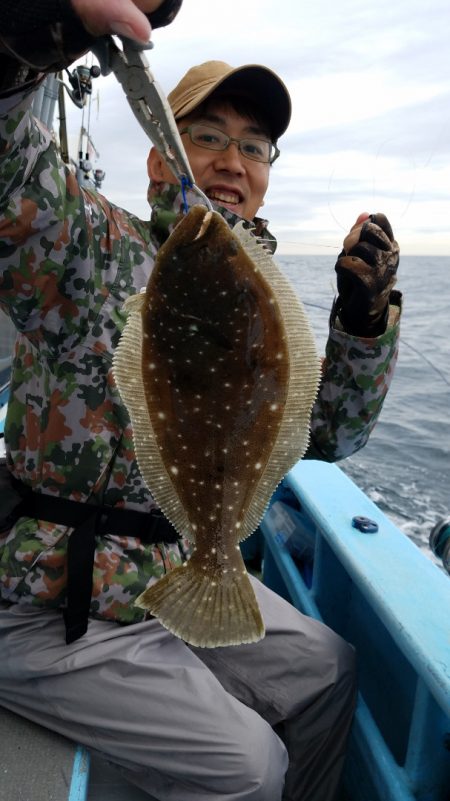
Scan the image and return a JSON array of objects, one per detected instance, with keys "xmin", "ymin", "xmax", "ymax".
[
  {"xmin": 10, "ymin": 480, "xmax": 179, "ymax": 644},
  {"xmin": 63, "ymin": 509, "xmax": 98, "ymax": 644}
]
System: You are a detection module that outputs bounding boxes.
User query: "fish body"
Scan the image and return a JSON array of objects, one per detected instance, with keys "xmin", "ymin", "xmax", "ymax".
[{"xmin": 112, "ymin": 206, "xmax": 320, "ymax": 647}]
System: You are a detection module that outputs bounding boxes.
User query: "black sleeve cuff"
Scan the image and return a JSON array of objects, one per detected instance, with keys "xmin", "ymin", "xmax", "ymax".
[
  {"xmin": 331, "ymin": 296, "xmax": 390, "ymax": 338},
  {"xmin": 148, "ymin": 0, "xmax": 183, "ymax": 29},
  {"xmin": 0, "ymin": 0, "xmax": 183, "ymax": 86}
]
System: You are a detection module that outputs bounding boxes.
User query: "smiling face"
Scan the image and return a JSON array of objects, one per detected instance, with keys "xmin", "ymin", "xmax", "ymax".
[{"xmin": 147, "ymin": 98, "xmax": 272, "ymax": 221}]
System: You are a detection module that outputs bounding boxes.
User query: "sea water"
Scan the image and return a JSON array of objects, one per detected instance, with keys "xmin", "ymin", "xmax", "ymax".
[{"xmin": 279, "ymin": 254, "xmax": 450, "ymax": 566}]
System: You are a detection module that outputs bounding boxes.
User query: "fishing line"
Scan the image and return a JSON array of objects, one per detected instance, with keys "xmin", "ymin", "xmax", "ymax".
[
  {"xmin": 397, "ymin": 340, "xmax": 450, "ymax": 389},
  {"xmin": 303, "ymin": 301, "xmax": 450, "ymax": 390},
  {"xmin": 180, "ymin": 179, "xmax": 213, "ymax": 214},
  {"xmin": 180, "ymin": 176, "xmax": 190, "ymax": 213},
  {"xmin": 255, "ymin": 237, "xmax": 340, "ymax": 250},
  {"xmin": 85, "ymin": 59, "xmax": 94, "ymax": 149}
]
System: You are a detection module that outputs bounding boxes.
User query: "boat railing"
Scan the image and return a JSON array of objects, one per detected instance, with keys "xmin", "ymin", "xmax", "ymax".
[{"xmin": 261, "ymin": 459, "xmax": 450, "ymax": 801}]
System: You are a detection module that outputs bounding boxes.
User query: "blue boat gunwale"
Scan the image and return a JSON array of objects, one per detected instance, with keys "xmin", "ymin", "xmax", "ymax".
[
  {"xmin": 261, "ymin": 459, "xmax": 450, "ymax": 801},
  {"xmin": 281, "ymin": 459, "xmax": 450, "ymax": 720}
]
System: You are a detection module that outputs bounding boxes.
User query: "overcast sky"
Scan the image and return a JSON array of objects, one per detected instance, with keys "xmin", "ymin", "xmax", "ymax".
[{"xmin": 64, "ymin": 0, "xmax": 450, "ymax": 255}]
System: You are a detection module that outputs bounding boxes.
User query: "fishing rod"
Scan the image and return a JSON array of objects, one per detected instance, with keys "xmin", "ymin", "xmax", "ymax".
[{"xmin": 55, "ymin": 60, "xmax": 105, "ymax": 188}]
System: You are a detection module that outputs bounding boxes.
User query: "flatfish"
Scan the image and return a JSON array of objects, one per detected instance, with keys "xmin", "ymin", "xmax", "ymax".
[{"xmin": 112, "ymin": 205, "xmax": 320, "ymax": 647}]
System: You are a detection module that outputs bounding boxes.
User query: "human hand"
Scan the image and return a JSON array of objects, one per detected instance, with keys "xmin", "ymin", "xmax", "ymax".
[
  {"xmin": 334, "ymin": 212, "xmax": 400, "ymax": 337},
  {"xmin": 70, "ymin": 0, "xmax": 167, "ymax": 43},
  {"xmin": 0, "ymin": 0, "xmax": 181, "ymax": 79}
]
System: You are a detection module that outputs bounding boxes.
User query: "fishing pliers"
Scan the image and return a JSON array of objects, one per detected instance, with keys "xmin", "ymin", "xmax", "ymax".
[{"xmin": 92, "ymin": 35, "xmax": 194, "ymax": 188}]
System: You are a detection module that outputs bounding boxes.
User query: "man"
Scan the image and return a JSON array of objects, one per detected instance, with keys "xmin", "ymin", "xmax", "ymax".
[{"xmin": 0, "ymin": 2, "xmax": 401, "ymax": 800}]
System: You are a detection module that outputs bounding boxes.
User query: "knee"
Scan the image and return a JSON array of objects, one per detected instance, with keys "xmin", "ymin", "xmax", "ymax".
[
  {"xmin": 311, "ymin": 618, "xmax": 356, "ymax": 678},
  {"xmin": 314, "ymin": 626, "xmax": 358, "ymax": 719},
  {"xmin": 332, "ymin": 631, "xmax": 357, "ymax": 695},
  {"xmin": 235, "ymin": 723, "xmax": 287, "ymax": 801},
  {"xmin": 300, "ymin": 620, "xmax": 357, "ymax": 708}
]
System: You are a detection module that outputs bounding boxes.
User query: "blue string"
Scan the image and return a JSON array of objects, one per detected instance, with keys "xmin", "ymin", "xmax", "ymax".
[{"xmin": 180, "ymin": 176, "xmax": 192, "ymax": 214}]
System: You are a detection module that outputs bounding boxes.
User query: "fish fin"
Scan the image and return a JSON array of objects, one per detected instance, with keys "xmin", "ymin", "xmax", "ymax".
[
  {"xmin": 231, "ymin": 222, "xmax": 322, "ymax": 540},
  {"xmin": 122, "ymin": 291, "xmax": 146, "ymax": 313},
  {"xmin": 112, "ymin": 295, "xmax": 195, "ymax": 542},
  {"xmin": 135, "ymin": 565, "xmax": 265, "ymax": 648}
]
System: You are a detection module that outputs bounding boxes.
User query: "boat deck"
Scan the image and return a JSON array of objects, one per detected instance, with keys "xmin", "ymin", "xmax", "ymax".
[
  {"xmin": 0, "ymin": 706, "xmax": 155, "ymax": 801},
  {"xmin": 0, "ymin": 706, "xmax": 87, "ymax": 801},
  {"xmin": 87, "ymin": 754, "xmax": 151, "ymax": 801}
]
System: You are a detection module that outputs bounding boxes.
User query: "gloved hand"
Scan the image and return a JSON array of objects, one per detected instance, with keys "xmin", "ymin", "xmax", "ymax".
[
  {"xmin": 71, "ymin": 0, "xmax": 181, "ymax": 42},
  {"xmin": 0, "ymin": 0, "xmax": 182, "ymax": 76},
  {"xmin": 334, "ymin": 212, "xmax": 400, "ymax": 337}
]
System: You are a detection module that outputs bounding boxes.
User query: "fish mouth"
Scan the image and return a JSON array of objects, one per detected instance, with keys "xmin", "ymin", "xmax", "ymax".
[{"xmin": 194, "ymin": 210, "xmax": 214, "ymax": 240}]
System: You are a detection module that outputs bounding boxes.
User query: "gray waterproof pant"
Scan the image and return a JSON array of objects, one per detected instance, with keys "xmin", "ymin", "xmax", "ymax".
[{"xmin": 0, "ymin": 578, "xmax": 356, "ymax": 801}]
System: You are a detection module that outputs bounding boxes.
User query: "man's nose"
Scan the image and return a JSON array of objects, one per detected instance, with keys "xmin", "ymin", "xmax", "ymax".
[{"xmin": 214, "ymin": 141, "xmax": 245, "ymax": 171}]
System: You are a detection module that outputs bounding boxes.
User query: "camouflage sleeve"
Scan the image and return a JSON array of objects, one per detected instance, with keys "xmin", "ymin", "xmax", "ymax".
[
  {"xmin": 0, "ymin": 89, "xmax": 123, "ymax": 357},
  {"xmin": 306, "ymin": 292, "xmax": 402, "ymax": 461}
]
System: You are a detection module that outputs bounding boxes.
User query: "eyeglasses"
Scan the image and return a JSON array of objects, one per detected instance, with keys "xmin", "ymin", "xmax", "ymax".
[{"xmin": 179, "ymin": 124, "xmax": 280, "ymax": 164}]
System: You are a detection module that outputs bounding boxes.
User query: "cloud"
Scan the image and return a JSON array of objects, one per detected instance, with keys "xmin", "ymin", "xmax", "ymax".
[{"xmin": 62, "ymin": 0, "xmax": 450, "ymax": 254}]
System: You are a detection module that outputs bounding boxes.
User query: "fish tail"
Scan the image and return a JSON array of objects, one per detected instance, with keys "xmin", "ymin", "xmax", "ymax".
[{"xmin": 135, "ymin": 564, "xmax": 265, "ymax": 648}]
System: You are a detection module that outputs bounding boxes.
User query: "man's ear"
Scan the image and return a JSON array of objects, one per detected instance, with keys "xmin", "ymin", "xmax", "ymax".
[{"xmin": 147, "ymin": 146, "xmax": 174, "ymax": 182}]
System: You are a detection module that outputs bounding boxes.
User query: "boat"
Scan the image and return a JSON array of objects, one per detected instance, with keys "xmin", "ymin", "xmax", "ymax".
[{"xmin": 259, "ymin": 460, "xmax": 450, "ymax": 801}]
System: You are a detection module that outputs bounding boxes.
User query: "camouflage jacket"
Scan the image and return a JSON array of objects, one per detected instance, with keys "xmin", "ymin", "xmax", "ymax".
[{"xmin": 0, "ymin": 90, "xmax": 401, "ymax": 624}]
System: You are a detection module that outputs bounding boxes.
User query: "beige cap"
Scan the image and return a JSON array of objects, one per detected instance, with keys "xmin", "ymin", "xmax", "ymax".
[{"xmin": 167, "ymin": 60, "xmax": 291, "ymax": 141}]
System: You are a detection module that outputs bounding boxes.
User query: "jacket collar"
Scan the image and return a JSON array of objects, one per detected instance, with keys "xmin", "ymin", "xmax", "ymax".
[{"xmin": 148, "ymin": 181, "xmax": 277, "ymax": 254}]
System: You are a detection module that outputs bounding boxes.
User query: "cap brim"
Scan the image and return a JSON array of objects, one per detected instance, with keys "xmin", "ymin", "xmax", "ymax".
[{"xmin": 172, "ymin": 64, "xmax": 291, "ymax": 141}]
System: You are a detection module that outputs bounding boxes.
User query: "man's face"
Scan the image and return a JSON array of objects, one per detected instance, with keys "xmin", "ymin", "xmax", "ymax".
[{"xmin": 147, "ymin": 99, "xmax": 271, "ymax": 221}]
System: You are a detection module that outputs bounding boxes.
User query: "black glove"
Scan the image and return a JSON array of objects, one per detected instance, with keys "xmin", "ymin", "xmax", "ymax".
[
  {"xmin": 334, "ymin": 213, "xmax": 400, "ymax": 337},
  {"xmin": 0, "ymin": 0, "xmax": 182, "ymax": 80}
]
